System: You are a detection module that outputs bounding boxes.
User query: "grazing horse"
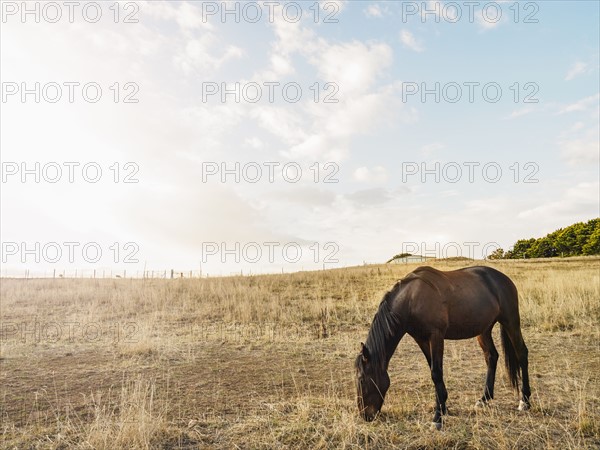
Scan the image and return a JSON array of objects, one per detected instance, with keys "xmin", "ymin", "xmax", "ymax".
[{"xmin": 354, "ymin": 266, "xmax": 531, "ymax": 429}]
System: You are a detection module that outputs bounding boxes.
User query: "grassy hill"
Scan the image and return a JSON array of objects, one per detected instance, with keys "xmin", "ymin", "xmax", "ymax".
[{"xmin": 1, "ymin": 257, "xmax": 599, "ymax": 448}]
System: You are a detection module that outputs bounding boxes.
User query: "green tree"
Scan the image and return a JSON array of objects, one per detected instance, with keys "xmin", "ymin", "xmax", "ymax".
[
  {"xmin": 582, "ymin": 226, "xmax": 600, "ymax": 255},
  {"xmin": 506, "ymin": 238, "xmax": 536, "ymax": 259},
  {"xmin": 487, "ymin": 248, "xmax": 505, "ymax": 260},
  {"xmin": 579, "ymin": 219, "xmax": 600, "ymax": 253},
  {"xmin": 529, "ymin": 237, "xmax": 558, "ymax": 258},
  {"xmin": 555, "ymin": 226, "xmax": 579, "ymax": 256},
  {"xmin": 505, "ymin": 218, "xmax": 600, "ymax": 259}
]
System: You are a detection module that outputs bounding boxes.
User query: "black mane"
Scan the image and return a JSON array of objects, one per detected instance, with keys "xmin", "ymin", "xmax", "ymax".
[{"xmin": 364, "ymin": 283, "xmax": 403, "ymax": 369}]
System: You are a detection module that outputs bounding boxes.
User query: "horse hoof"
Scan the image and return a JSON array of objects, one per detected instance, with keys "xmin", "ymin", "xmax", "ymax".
[
  {"xmin": 518, "ymin": 400, "xmax": 530, "ymax": 411},
  {"xmin": 475, "ymin": 399, "xmax": 487, "ymax": 408},
  {"xmin": 431, "ymin": 421, "xmax": 442, "ymax": 431}
]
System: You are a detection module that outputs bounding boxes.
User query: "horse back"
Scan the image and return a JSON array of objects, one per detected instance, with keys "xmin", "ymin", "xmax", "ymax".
[{"xmin": 400, "ymin": 266, "xmax": 518, "ymax": 339}]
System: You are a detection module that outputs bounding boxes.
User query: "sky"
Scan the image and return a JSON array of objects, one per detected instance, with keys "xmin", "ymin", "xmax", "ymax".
[{"xmin": 1, "ymin": 0, "xmax": 599, "ymax": 277}]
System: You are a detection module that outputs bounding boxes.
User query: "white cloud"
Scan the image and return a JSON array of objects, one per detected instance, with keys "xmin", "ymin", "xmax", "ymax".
[
  {"xmin": 143, "ymin": 1, "xmax": 213, "ymax": 32},
  {"xmin": 265, "ymin": 187, "xmax": 336, "ymax": 208},
  {"xmin": 518, "ymin": 182, "xmax": 599, "ymax": 222},
  {"xmin": 270, "ymin": 53, "xmax": 294, "ymax": 76},
  {"xmin": 400, "ymin": 30, "xmax": 424, "ymax": 52},
  {"xmin": 565, "ymin": 62, "xmax": 588, "ymax": 81},
  {"xmin": 245, "ymin": 137, "xmax": 264, "ymax": 149},
  {"xmin": 353, "ymin": 166, "xmax": 388, "ymax": 183},
  {"xmin": 420, "ymin": 142, "xmax": 445, "ymax": 156},
  {"xmin": 505, "ymin": 107, "xmax": 535, "ymax": 120},
  {"xmin": 312, "ymin": 40, "xmax": 393, "ymax": 95},
  {"xmin": 251, "ymin": 31, "xmax": 405, "ymax": 163},
  {"xmin": 174, "ymin": 36, "xmax": 243, "ymax": 76},
  {"xmin": 324, "ymin": 88, "xmax": 401, "ymax": 136},
  {"xmin": 283, "ymin": 134, "xmax": 347, "ymax": 162},
  {"xmin": 175, "ymin": 103, "xmax": 246, "ymax": 155},
  {"xmin": 476, "ymin": 16, "xmax": 502, "ymax": 30},
  {"xmin": 569, "ymin": 122, "xmax": 586, "ymax": 132},
  {"xmin": 320, "ymin": 0, "xmax": 348, "ymax": 13},
  {"xmin": 364, "ymin": 3, "xmax": 386, "ymax": 18},
  {"xmin": 558, "ymin": 93, "xmax": 600, "ymax": 114},
  {"xmin": 474, "ymin": 2, "xmax": 505, "ymax": 31},
  {"xmin": 249, "ymin": 12, "xmax": 408, "ymax": 169},
  {"xmin": 559, "ymin": 126, "xmax": 600, "ymax": 166},
  {"xmin": 250, "ymin": 106, "xmax": 308, "ymax": 145},
  {"xmin": 271, "ymin": 15, "xmax": 318, "ymax": 56},
  {"xmin": 345, "ymin": 188, "xmax": 392, "ymax": 206}
]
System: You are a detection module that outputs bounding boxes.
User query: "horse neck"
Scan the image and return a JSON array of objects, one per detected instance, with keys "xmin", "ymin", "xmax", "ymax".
[{"xmin": 382, "ymin": 325, "xmax": 405, "ymax": 370}]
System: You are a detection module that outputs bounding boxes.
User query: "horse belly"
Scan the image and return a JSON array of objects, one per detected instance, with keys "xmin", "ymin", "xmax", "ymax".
[{"xmin": 444, "ymin": 297, "xmax": 499, "ymax": 340}]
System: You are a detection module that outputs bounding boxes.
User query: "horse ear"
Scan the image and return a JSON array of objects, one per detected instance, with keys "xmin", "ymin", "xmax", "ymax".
[{"xmin": 360, "ymin": 342, "xmax": 369, "ymax": 362}]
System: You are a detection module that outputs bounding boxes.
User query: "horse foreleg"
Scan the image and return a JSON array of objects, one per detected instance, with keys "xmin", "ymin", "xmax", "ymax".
[
  {"xmin": 475, "ymin": 326, "xmax": 498, "ymax": 407},
  {"xmin": 429, "ymin": 334, "xmax": 447, "ymax": 429},
  {"xmin": 415, "ymin": 337, "xmax": 432, "ymax": 368}
]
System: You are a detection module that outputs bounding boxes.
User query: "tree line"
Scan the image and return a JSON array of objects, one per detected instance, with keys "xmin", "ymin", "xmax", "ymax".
[{"xmin": 489, "ymin": 218, "xmax": 600, "ymax": 259}]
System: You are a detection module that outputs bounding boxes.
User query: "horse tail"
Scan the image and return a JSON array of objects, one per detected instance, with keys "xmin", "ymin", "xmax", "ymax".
[{"xmin": 500, "ymin": 324, "xmax": 520, "ymax": 390}]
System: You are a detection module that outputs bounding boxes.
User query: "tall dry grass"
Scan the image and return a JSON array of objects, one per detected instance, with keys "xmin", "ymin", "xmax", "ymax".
[{"xmin": 1, "ymin": 257, "xmax": 599, "ymax": 448}]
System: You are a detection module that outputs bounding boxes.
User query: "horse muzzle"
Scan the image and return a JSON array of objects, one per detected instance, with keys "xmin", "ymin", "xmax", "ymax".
[{"xmin": 361, "ymin": 406, "xmax": 378, "ymax": 422}]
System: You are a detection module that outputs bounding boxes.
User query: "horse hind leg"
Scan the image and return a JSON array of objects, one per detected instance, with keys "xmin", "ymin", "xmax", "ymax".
[
  {"xmin": 501, "ymin": 323, "xmax": 531, "ymax": 411},
  {"xmin": 515, "ymin": 333, "xmax": 531, "ymax": 411},
  {"xmin": 475, "ymin": 325, "xmax": 499, "ymax": 408}
]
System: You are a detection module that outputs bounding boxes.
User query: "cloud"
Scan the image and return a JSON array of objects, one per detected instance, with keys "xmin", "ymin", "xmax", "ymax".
[
  {"xmin": 518, "ymin": 182, "xmax": 599, "ymax": 222},
  {"xmin": 565, "ymin": 62, "xmax": 588, "ymax": 81},
  {"xmin": 558, "ymin": 93, "xmax": 600, "ymax": 114},
  {"xmin": 420, "ymin": 142, "xmax": 445, "ymax": 156},
  {"xmin": 400, "ymin": 30, "xmax": 424, "ymax": 52},
  {"xmin": 246, "ymin": 16, "xmax": 404, "ymax": 166},
  {"xmin": 320, "ymin": 0, "xmax": 348, "ymax": 13},
  {"xmin": 269, "ymin": 53, "xmax": 294, "ymax": 76},
  {"xmin": 143, "ymin": 1, "xmax": 213, "ymax": 32},
  {"xmin": 281, "ymin": 81, "xmax": 411, "ymax": 163},
  {"xmin": 245, "ymin": 137, "xmax": 264, "ymax": 149},
  {"xmin": 364, "ymin": 3, "xmax": 386, "ymax": 18},
  {"xmin": 353, "ymin": 166, "xmax": 388, "ymax": 183},
  {"xmin": 568, "ymin": 122, "xmax": 585, "ymax": 132},
  {"xmin": 119, "ymin": 182, "xmax": 301, "ymax": 249},
  {"xmin": 311, "ymin": 40, "xmax": 393, "ymax": 95},
  {"xmin": 250, "ymin": 30, "xmax": 405, "ymax": 163},
  {"xmin": 265, "ymin": 187, "xmax": 337, "ymax": 208},
  {"xmin": 174, "ymin": 36, "xmax": 243, "ymax": 76},
  {"xmin": 559, "ymin": 126, "xmax": 600, "ymax": 166},
  {"xmin": 321, "ymin": 86, "xmax": 404, "ymax": 136},
  {"xmin": 271, "ymin": 14, "xmax": 318, "ymax": 56},
  {"xmin": 250, "ymin": 106, "xmax": 308, "ymax": 145},
  {"xmin": 283, "ymin": 134, "xmax": 348, "ymax": 162},
  {"xmin": 505, "ymin": 107, "xmax": 535, "ymax": 120},
  {"xmin": 345, "ymin": 188, "xmax": 392, "ymax": 206},
  {"xmin": 475, "ymin": 4, "xmax": 505, "ymax": 30}
]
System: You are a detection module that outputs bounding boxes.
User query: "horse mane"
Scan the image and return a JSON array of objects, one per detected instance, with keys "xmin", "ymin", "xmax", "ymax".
[
  {"xmin": 364, "ymin": 283, "xmax": 403, "ymax": 369},
  {"xmin": 363, "ymin": 268, "xmax": 450, "ymax": 369}
]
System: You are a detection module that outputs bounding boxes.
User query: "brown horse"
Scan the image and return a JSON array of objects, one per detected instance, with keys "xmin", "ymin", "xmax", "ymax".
[{"xmin": 354, "ymin": 266, "xmax": 531, "ymax": 429}]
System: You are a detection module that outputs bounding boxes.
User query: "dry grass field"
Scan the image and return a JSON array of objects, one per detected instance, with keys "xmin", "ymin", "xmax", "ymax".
[{"xmin": 1, "ymin": 257, "xmax": 599, "ymax": 449}]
